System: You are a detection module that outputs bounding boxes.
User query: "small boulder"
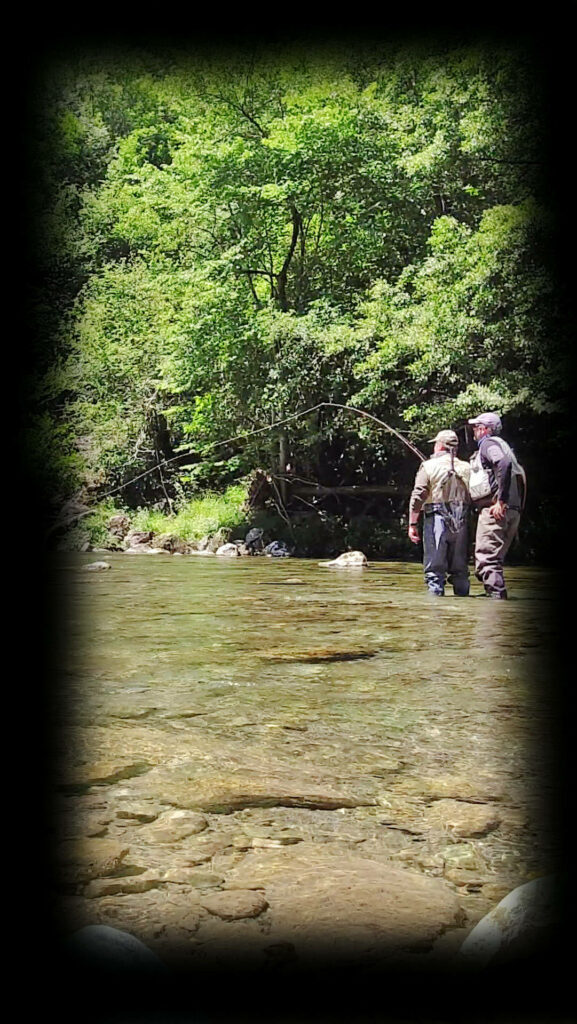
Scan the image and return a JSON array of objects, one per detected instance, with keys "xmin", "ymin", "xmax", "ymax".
[
  {"xmin": 319, "ymin": 550, "xmax": 368, "ymax": 567},
  {"xmin": 458, "ymin": 875, "xmax": 559, "ymax": 966},
  {"xmin": 154, "ymin": 533, "xmax": 190, "ymax": 554},
  {"xmin": 216, "ymin": 543, "xmax": 241, "ymax": 557},
  {"xmin": 265, "ymin": 540, "xmax": 292, "ymax": 558},
  {"xmin": 107, "ymin": 514, "xmax": 131, "ymax": 539},
  {"xmin": 68, "ymin": 925, "xmax": 165, "ymax": 971},
  {"xmin": 207, "ymin": 528, "xmax": 232, "ymax": 552},
  {"xmin": 245, "ymin": 528, "xmax": 265, "ymax": 552},
  {"xmin": 124, "ymin": 530, "xmax": 154, "ymax": 550},
  {"xmin": 82, "ymin": 561, "xmax": 111, "ymax": 572}
]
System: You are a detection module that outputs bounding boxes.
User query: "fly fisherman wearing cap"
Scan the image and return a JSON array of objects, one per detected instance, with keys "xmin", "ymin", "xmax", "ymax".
[
  {"xmin": 468, "ymin": 412, "xmax": 526, "ymax": 600},
  {"xmin": 408, "ymin": 430, "xmax": 471, "ymax": 597}
]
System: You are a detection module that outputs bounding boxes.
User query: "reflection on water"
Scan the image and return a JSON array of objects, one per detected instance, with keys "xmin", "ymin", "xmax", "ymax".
[{"xmin": 49, "ymin": 553, "xmax": 561, "ymax": 962}]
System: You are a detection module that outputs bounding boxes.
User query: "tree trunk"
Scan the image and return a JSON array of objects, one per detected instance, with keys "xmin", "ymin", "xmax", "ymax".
[{"xmin": 278, "ymin": 429, "xmax": 289, "ymax": 504}]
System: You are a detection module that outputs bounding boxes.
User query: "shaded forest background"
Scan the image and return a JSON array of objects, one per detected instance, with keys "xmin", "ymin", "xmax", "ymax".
[{"xmin": 20, "ymin": 34, "xmax": 573, "ymax": 561}]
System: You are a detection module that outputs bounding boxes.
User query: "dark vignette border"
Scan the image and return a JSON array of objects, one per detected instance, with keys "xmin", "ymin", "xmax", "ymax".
[{"xmin": 16, "ymin": 23, "xmax": 576, "ymax": 1024}]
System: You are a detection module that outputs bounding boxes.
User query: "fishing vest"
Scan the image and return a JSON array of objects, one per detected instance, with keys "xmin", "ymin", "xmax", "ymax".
[
  {"xmin": 469, "ymin": 436, "xmax": 526, "ymax": 507},
  {"xmin": 421, "ymin": 453, "xmax": 471, "ymax": 505}
]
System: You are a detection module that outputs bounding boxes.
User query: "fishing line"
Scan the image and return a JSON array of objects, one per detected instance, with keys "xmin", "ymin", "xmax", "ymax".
[{"xmin": 49, "ymin": 402, "xmax": 426, "ymax": 531}]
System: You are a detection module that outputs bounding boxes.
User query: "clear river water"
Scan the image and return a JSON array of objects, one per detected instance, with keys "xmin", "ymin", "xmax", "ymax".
[{"xmin": 48, "ymin": 552, "xmax": 562, "ymax": 973}]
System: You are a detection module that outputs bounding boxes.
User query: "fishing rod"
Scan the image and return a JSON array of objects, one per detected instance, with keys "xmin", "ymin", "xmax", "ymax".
[
  {"xmin": 47, "ymin": 402, "xmax": 426, "ymax": 533},
  {"xmin": 99, "ymin": 402, "xmax": 425, "ymax": 499}
]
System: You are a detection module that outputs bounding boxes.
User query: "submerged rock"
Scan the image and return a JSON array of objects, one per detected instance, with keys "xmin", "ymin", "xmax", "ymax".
[
  {"xmin": 200, "ymin": 890, "xmax": 269, "ymax": 920},
  {"xmin": 222, "ymin": 843, "xmax": 464, "ymax": 959},
  {"xmin": 250, "ymin": 835, "xmax": 302, "ymax": 848},
  {"xmin": 84, "ymin": 872, "xmax": 164, "ymax": 898},
  {"xmin": 425, "ymin": 799, "xmax": 501, "ymax": 838},
  {"xmin": 162, "ymin": 868, "xmax": 224, "ymax": 887},
  {"xmin": 57, "ymin": 837, "xmax": 130, "ymax": 882},
  {"xmin": 137, "ymin": 809, "xmax": 208, "ymax": 843},
  {"xmin": 259, "ymin": 645, "xmax": 377, "ymax": 663},
  {"xmin": 115, "ymin": 759, "xmax": 375, "ymax": 814},
  {"xmin": 82, "ymin": 561, "xmax": 111, "ymax": 572}
]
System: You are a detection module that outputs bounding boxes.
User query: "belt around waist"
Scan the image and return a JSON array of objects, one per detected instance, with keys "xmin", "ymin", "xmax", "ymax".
[{"xmin": 424, "ymin": 503, "xmax": 468, "ymax": 516}]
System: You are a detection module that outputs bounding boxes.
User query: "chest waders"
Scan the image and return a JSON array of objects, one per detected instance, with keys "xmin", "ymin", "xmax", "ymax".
[{"xmin": 423, "ymin": 451, "xmax": 470, "ymax": 597}]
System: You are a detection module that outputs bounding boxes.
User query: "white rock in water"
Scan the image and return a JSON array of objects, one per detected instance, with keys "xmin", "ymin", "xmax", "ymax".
[
  {"xmin": 216, "ymin": 543, "xmax": 240, "ymax": 556},
  {"xmin": 458, "ymin": 875, "xmax": 558, "ymax": 966},
  {"xmin": 83, "ymin": 561, "xmax": 111, "ymax": 571},
  {"xmin": 319, "ymin": 550, "xmax": 368, "ymax": 567}
]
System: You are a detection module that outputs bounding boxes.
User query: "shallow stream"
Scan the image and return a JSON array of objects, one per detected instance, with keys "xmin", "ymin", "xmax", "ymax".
[{"xmin": 49, "ymin": 553, "xmax": 561, "ymax": 969}]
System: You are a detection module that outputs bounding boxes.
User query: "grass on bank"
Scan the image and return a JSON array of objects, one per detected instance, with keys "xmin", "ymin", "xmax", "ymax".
[
  {"xmin": 132, "ymin": 484, "xmax": 249, "ymax": 540},
  {"xmin": 68, "ymin": 483, "xmax": 250, "ymax": 549}
]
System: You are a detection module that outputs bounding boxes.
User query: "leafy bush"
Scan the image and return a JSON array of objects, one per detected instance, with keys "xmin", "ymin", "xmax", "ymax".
[{"xmin": 131, "ymin": 483, "xmax": 250, "ymax": 541}]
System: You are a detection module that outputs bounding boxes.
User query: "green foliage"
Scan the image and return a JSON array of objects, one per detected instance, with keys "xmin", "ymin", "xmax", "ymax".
[
  {"xmin": 20, "ymin": 415, "xmax": 85, "ymax": 504},
  {"xmin": 28, "ymin": 42, "xmax": 566, "ymax": 563},
  {"xmin": 352, "ymin": 200, "xmax": 562, "ymax": 441},
  {"xmin": 132, "ymin": 483, "xmax": 249, "ymax": 541}
]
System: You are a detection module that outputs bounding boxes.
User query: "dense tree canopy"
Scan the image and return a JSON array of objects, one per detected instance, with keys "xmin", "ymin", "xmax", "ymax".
[{"xmin": 25, "ymin": 40, "xmax": 569, "ymax": 558}]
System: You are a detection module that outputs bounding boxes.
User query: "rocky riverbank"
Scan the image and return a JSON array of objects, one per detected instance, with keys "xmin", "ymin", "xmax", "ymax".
[{"xmin": 83, "ymin": 515, "xmax": 294, "ymax": 560}]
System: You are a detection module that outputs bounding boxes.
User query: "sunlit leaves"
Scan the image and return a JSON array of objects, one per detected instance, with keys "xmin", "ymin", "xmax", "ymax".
[{"xmin": 31, "ymin": 43, "xmax": 561, "ymax": 501}]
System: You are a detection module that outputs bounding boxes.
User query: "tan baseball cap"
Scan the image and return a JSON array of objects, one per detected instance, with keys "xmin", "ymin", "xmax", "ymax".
[{"xmin": 429, "ymin": 429, "xmax": 459, "ymax": 447}]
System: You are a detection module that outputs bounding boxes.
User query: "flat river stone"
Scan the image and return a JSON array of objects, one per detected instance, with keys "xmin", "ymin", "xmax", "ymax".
[
  {"xmin": 200, "ymin": 890, "xmax": 269, "ymax": 920},
  {"xmin": 137, "ymin": 809, "xmax": 208, "ymax": 843},
  {"xmin": 221, "ymin": 842, "xmax": 464, "ymax": 958},
  {"xmin": 58, "ymin": 838, "xmax": 130, "ymax": 882},
  {"xmin": 59, "ymin": 758, "xmax": 152, "ymax": 790},
  {"xmin": 117, "ymin": 761, "xmax": 374, "ymax": 813},
  {"xmin": 425, "ymin": 799, "xmax": 501, "ymax": 838}
]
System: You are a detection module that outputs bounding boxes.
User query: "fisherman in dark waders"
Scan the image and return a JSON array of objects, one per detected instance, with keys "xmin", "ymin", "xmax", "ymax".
[
  {"xmin": 467, "ymin": 412, "xmax": 526, "ymax": 600},
  {"xmin": 408, "ymin": 429, "xmax": 471, "ymax": 596}
]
